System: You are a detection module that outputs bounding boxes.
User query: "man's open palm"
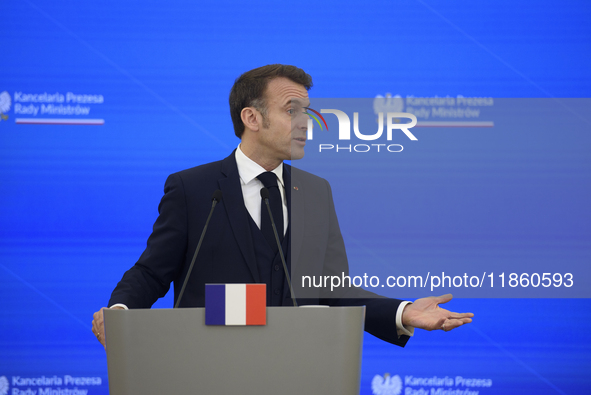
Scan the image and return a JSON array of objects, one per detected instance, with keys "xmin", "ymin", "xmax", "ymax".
[{"xmin": 402, "ymin": 294, "xmax": 473, "ymax": 331}]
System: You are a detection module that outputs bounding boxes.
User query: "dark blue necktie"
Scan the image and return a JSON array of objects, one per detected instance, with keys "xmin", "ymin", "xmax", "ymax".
[{"xmin": 258, "ymin": 171, "xmax": 284, "ymax": 252}]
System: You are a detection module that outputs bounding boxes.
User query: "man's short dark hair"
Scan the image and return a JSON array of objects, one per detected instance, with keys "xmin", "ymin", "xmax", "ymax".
[{"xmin": 229, "ymin": 64, "xmax": 313, "ymax": 138}]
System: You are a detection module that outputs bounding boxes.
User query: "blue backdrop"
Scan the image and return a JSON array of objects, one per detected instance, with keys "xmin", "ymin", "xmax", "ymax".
[{"xmin": 1, "ymin": 0, "xmax": 590, "ymax": 394}]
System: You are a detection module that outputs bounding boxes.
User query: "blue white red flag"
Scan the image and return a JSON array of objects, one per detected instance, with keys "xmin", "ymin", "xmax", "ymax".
[{"xmin": 205, "ymin": 284, "xmax": 266, "ymax": 325}]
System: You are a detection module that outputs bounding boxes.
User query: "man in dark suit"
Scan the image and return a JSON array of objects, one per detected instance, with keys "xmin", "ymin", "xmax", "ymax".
[{"xmin": 92, "ymin": 64, "xmax": 473, "ymax": 349}]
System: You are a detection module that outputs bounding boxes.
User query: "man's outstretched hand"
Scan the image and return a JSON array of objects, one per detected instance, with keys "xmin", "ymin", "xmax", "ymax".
[{"xmin": 402, "ymin": 294, "xmax": 473, "ymax": 332}]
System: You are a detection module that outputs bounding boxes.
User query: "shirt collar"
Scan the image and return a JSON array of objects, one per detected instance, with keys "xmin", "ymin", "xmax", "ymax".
[{"xmin": 235, "ymin": 144, "xmax": 284, "ymax": 187}]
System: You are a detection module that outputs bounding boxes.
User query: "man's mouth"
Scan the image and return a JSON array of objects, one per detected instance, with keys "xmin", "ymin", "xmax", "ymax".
[{"xmin": 293, "ymin": 137, "xmax": 306, "ymax": 143}]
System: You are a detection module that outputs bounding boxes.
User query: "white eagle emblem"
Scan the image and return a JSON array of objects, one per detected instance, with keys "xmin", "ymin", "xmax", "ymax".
[
  {"xmin": 0, "ymin": 376, "xmax": 9, "ymax": 395},
  {"xmin": 371, "ymin": 373, "xmax": 402, "ymax": 395},
  {"xmin": 0, "ymin": 91, "xmax": 11, "ymax": 121},
  {"xmin": 373, "ymin": 94, "xmax": 404, "ymax": 115}
]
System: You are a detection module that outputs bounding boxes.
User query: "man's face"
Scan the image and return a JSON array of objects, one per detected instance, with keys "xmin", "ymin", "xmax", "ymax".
[{"xmin": 257, "ymin": 77, "xmax": 309, "ymax": 163}]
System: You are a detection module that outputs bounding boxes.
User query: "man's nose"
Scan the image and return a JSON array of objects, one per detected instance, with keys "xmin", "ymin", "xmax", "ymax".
[{"xmin": 294, "ymin": 113, "xmax": 308, "ymax": 130}]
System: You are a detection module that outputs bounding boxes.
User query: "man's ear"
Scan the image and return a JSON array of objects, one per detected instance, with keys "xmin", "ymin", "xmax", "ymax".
[{"xmin": 241, "ymin": 107, "xmax": 261, "ymax": 132}]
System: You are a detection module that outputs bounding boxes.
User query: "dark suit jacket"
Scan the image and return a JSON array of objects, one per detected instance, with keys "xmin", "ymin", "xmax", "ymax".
[{"xmin": 109, "ymin": 151, "xmax": 409, "ymax": 346}]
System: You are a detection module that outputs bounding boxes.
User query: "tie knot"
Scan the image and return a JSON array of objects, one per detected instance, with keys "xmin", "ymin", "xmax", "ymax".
[{"xmin": 257, "ymin": 171, "xmax": 278, "ymax": 189}]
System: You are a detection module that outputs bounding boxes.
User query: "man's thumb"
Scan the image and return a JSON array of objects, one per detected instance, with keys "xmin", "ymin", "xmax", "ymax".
[{"xmin": 435, "ymin": 293, "xmax": 453, "ymax": 304}]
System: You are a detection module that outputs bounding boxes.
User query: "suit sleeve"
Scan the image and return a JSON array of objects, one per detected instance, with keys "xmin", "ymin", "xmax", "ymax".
[
  {"xmin": 321, "ymin": 179, "xmax": 410, "ymax": 347},
  {"xmin": 108, "ymin": 173, "xmax": 188, "ymax": 308}
]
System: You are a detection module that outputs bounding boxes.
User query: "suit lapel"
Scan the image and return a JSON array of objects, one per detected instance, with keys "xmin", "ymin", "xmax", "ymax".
[
  {"xmin": 219, "ymin": 152, "xmax": 260, "ymax": 283},
  {"xmin": 287, "ymin": 165, "xmax": 304, "ymax": 271}
]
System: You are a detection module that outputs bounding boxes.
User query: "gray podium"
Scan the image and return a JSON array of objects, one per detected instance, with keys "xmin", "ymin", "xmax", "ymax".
[{"xmin": 104, "ymin": 306, "xmax": 365, "ymax": 394}]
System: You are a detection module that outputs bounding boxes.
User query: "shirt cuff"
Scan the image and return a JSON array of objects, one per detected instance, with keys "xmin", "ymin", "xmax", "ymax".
[
  {"xmin": 395, "ymin": 301, "xmax": 415, "ymax": 337},
  {"xmin": 109, "ymin": 303, "xmax": 129, "ymax": 310}
]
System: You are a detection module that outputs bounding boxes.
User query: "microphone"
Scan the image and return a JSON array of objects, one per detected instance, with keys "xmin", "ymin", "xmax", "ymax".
[
  {"xmin": 260, "ymin": 187, "xmax": 298, "ymax": 307},
  {"xmin": 174, "ymin": 189, "xmax": 223, "ymax": 308}
]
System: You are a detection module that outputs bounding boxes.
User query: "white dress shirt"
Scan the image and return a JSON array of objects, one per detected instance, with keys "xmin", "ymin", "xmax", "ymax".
[{"xmin": 235, "ymin": 144, "xmax": 288, "ymax": 235}]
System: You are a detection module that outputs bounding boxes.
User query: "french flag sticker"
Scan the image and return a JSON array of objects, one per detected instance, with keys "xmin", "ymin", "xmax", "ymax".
[{"xmin": 205, "ymin": 284, "xmax": 266, "ymax": 325}]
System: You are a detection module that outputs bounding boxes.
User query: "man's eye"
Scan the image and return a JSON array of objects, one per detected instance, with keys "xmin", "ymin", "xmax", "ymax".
[{"xmin": 287, "ymin": 109, "xmax": 294, "ymax": 115}]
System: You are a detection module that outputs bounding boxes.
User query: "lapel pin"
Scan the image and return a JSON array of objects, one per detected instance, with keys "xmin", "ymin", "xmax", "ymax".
[{"xmin": 293, "ymin": 186, "xmax": 299, "ymax": 190}]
